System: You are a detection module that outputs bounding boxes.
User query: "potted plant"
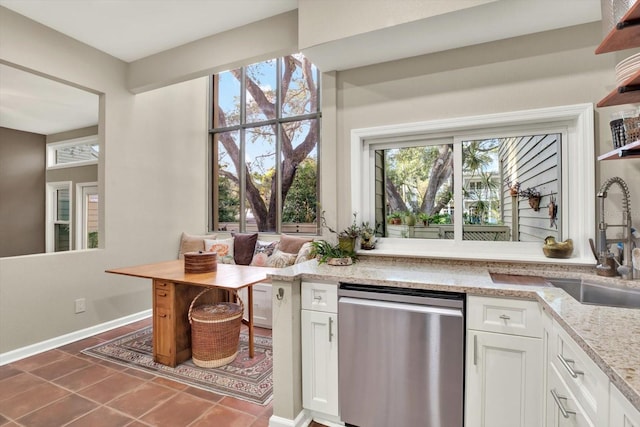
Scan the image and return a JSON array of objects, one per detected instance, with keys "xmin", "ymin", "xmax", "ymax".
[
  {"xmin": 506, "ymin": 179, "xmax": 521, "ymax": 197},
  {"xmin": 310, "ymin": 239, "xmax": 357, "ymax": 265},
  {"xmin": 320, "ymin": 211, "xmax": 361, "ymax": 253},
  {"xmin": 519, "ymin": 187, "xmax": 542, "ymax": 211},
  {"xmin": 404, "ymin": 211, "xmax": 416, "ymax": 226},
  {"xmin": 417, "ymin": 212, "xmax": 429, "ymax": 226},
  {"xmin": 359, "ymin": 221, "xmax": 378, "ymax": 250},
  {"xmin": 387, "ymin": 212, "xmax": 402, "ymax": 225}
]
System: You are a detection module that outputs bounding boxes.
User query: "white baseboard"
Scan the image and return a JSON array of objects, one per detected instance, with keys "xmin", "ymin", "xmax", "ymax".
[
  {"xmin": 0, "ymin": 310, "xmax": 152, "ymax": 366},
  {"xmin": 269, "ymin": 410, "xmax": 312, "ymax": 427}
]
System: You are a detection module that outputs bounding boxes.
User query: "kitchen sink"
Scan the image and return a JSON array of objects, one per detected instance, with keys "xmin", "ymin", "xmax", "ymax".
[{"xmin": 546, "ymin": 278, "xmax": 640, "ymax": 309}]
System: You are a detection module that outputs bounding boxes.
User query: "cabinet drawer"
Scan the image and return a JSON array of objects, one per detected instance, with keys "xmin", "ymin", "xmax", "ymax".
[
  {"xmin": 302, "ymin": 281, "xmax": 337, "ymax": 313},
  {"xmin": 468, "ymin": 296, "xmax": 542, "ymax": 338},
  {"xmin": 547, "ymin": 363, "xmax": 595, "ymax": 427},
  {"xmin": 154, "ymin": 288, "xmax": 172, "ymax": 309},
  {"xmin": 552, "ymin": 323, "xmax": 609, "ymax": 425}
]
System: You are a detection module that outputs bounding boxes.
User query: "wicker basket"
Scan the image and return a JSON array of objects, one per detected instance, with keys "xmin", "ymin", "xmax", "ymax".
[
  {"xmin": 188, "ymin": 289, "xmax": 243, "ymax": 368},
  {"xmin": 184, "ymin": 251, "xmax": 217, "ymax": 274}
]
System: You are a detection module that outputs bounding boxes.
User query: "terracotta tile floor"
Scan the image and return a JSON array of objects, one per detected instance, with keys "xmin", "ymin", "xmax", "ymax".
[{"xmin": 0, "ymin": 318, "xmax": 327, "ymax": 427}]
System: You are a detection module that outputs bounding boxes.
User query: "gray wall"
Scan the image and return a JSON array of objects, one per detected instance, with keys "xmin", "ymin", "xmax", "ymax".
[{"xmin": 0, "ymin": 127, "xmax": 46, "ymax": 257}]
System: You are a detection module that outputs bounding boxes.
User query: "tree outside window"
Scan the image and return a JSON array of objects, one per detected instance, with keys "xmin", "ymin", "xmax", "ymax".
[{"xmin": 211, "ymin": 54, "xmax": 320, "ymax": 234}]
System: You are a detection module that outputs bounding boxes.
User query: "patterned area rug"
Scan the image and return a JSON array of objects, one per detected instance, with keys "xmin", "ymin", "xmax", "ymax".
[{"xmin": 82, "ymin": 326, "xmax": 272, "ymax": 405}]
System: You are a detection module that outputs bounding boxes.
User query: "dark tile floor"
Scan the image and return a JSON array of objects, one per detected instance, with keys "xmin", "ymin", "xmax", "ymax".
[{"xmin": 0, "ymin": 318, "xmax": 327, "ymax": 427}]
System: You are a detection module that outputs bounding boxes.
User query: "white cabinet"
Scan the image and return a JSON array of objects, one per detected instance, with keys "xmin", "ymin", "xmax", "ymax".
[
  {"xmin": 610, "ymin": 383, "xmax": 640, "ymax": 427},
  {"xmin": 465, "ymin": 296, "xmax": 543, "ymax": 427},
  {"xmin": 239, "ymin": 282, "xmax": 272, "ymax": 328},
  {"xmin": 547, "ymin": 363, "xmax": 595, "ymax": 427},
  {"xmin": 301, "ymin": 281, "xmax": 339, "ymax": 419},
  {"xmin": 547, "ymin": 319, "xmax": 609, "ymax": 427}
]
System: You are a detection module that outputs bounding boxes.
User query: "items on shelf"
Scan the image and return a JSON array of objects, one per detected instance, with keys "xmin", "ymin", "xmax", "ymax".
[{"xmin": 610, "ymin": 108, "xmax": 640, "ymax": 149}]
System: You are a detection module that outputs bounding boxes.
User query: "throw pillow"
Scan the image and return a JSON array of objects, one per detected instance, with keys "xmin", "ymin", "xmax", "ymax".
[
  {"xmin": 267, "ymin": 249, "xmax": 298, "ymax": 268},
  {"xmin": 295, "ymin": 241, "xmax": 315, "ymax": 264},
  {"xmin": 204, "ymin": 237, "xmax": 235, "ymax": 264},
  {"xmin": 178, "ymin": 232, "xmax": 217, "ymax": 259},
  {"xmin": 232, "ymin": 233, "xmax": 258, "ymax": 265},
  {"xmin": 278, "ymin": 234, "xmax": 314, "ymax": 254},
  {"xmin": 250, "ymin": 240, "xmax": 278, "ymax": 267}
]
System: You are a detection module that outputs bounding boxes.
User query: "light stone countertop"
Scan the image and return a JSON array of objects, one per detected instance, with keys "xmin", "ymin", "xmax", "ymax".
[{"xmin": 269, "ymin": 257, "xmax": 640, "ymax": 411}]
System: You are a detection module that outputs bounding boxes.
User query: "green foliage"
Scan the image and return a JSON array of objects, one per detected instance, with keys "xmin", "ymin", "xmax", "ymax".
[
  {"xmin": 88, "ymin": 232, "xmax": 98, "ymax": 249},
  {"xmin": 310, "ymin": 240, "xmax": 357, "ymax": 264},
  {"xmin": 282, "ymin": 158, "xmax": 317, "ymax": 223},
  {"xmin": 218, "ymin": 174, "xmax": 239, "ymax": 222}
]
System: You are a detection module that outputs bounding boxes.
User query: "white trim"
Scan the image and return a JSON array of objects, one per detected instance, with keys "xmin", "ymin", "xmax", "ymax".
[
  {"xmin": 75, "ymin": 182, "xmax": 98, "ymax": 250},
  {"xmin": 269, "ymin": 410, "xmax": 312, "ymax": 427},
  {"xmin": 46, "ymin": 134, "xmax": 99, "ymax": 169},
  {"xmin": 46, "ymin": 181, "xmax": 73, "ymax": 253},
  {"xmin": 0, "ymin": 310, "xmax": 152, "ymax": 366},
  {"xmin": 351, "ymin": 103, "xmax": 595, "ymax": 264}
]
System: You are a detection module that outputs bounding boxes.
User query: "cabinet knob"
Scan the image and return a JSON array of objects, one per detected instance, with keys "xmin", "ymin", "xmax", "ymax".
[
  {"xmin": 499, "ymin": 314, "xmax": 511, "ymax": 321},
  {"xmin": 314, "ymin": 295, "xmax": 323, "ymax": 301}
]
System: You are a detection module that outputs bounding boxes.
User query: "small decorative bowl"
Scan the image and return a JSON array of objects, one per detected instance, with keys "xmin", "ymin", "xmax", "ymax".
[{"xmin": 542, "ymin": 237, "xmax": 573, "ymax": 259}]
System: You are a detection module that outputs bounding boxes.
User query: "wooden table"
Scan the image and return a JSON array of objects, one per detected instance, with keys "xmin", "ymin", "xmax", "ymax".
[{"xmin": 107, "ymin": 260, "xmax": 277, "ymax": 367}]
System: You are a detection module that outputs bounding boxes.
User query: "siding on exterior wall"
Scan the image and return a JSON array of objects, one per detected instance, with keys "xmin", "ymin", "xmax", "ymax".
[{"xmin": 501, "ymin": 134, "xmax": 560, "ymax": 243}]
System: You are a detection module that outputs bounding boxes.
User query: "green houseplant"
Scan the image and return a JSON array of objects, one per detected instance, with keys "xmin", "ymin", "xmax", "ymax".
[
  {"xmin": 359, "ymin": 221, "xmax": 378, "ymax": 250},
  {"xmin": 310, "ymin": 240, "xmax": 357, "ymax": 265}
]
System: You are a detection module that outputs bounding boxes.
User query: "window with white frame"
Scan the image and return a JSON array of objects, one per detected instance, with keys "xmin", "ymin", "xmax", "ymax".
[
  {"xmin": 46, "ymin": 181, "xmax": 72, "ymax": 252},
  {"xmin": 352, "ymin": 104, "xmax": 595, "ymax": 263},
  {"xmin": 47, "ymin": 135, "xmax": 99, "ymax": 169}
]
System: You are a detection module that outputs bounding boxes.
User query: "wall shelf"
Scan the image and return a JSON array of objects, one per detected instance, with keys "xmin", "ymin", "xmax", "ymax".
[
  {"xmin": 597, "ymin": 140, "xmax": 640, "ymax": 160},
  {"xmin": 597, "ymin": 69, "xmax": 640, "ymax": 107},
  {"xmin": 596, "ymin": 2, "xmax": 640, "ymax": 54}
]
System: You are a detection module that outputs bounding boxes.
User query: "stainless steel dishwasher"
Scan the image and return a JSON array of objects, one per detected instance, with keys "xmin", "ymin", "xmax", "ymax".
[{"xmin": 338, "ymin": 283, "xmax": 465, "ymax": 427}]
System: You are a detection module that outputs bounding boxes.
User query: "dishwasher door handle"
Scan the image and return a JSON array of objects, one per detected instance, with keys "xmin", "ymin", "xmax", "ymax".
[{"xmin": 339, "ymin": 296, "xmax": 463, "ymax": 317}]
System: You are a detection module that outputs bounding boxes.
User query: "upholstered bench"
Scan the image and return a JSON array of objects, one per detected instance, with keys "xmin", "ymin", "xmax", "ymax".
[{"xmin": 177, "ymin": 232, "xmax": 314, "ymax": 328}]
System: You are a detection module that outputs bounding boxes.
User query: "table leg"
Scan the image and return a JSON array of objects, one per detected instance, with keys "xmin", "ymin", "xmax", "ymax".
[{"xmin": 247, "ymin": 285, "xmax": 255, "ymax": 358}]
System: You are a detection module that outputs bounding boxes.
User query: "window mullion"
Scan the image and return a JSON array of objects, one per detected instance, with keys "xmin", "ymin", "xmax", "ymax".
[
  {"xmin": 239, "ymin": 67, "xmax": 247, "ymax": 233},
  {"xmin": 275, "ymin": 58, "xmax": 283, "ymax": 234}
]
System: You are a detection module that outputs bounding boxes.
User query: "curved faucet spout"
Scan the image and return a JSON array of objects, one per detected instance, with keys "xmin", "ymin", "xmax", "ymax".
[{"xmin": 597, "ymin": 176, "xmax": 633, "ymax": 279}]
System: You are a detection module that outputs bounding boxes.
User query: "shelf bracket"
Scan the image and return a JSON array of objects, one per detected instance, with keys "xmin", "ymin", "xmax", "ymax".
[
  {"xmin": 618, "ymin": 84, "xmax": 640, "ymax": 94},
  {"xmin": 617, "ymin": 18, "xmax": 640, "ymax": 30}
]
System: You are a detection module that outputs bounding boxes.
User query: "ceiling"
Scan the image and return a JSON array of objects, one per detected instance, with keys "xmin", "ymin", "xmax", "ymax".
[
  {"xmin": 0, "ymin": 0, "xmax": 298, "ymax": 62},
  {"xmin": 0, "ymin": 0, "xmax": 602, "ymax": 135},
  {"xmin": 0, "ymin": 0, "xmax": 297, "ymax": 135}
]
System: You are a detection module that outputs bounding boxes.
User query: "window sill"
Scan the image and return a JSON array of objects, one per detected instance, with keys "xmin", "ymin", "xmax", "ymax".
[{"xmin": 361, "ymin": 238, "xmax": 595, "ymax": 266}]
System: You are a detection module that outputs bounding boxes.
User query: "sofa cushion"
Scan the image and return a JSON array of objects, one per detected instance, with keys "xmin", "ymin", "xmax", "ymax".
[
  {"xmin": 250, "ymin": 240, "xmax": 278, "ymax": 267},
  {"xmin": 267, "ymin": 249, "xmax": 297, "ymax": 268},
  {"xmin": 278, "ymin": 234, "xmax": 314, "ymax": 254},
  {"xmin": 295, "ymin": 241, "xmax": 315, "ymax": 264},
  {"xmin": 178, "ymin": 232, "xmax": 217, "ymax": 259},
  {"xmin": 204, "ymin": 237, "xmax": 235, "ymax": 264},
  {"xmin": 232, "ymin": 233, "xmax": 258, "ymax": 265}
]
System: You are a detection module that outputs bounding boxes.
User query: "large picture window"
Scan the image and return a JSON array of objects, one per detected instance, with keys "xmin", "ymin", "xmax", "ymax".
[{"xmin": 210, "ymin": 54, "xmax": 321, "ymax": 234}]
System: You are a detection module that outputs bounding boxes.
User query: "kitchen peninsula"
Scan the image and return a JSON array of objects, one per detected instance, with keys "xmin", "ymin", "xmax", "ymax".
[{"xmin": 267, "ymin": 257, "xmax": 640, "ymax": 427}]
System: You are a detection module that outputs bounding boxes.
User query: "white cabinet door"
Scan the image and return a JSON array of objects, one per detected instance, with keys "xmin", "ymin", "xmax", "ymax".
[
  {"xmin": 465, "ymin": 330, "xmax": 543, "ymax": 427},
  {"xmin": 610, "ymin": 384, "xmax": 640, "ymax": 427},
  {"xmin": 301, "ymin": 310, "xmax": 339, "ymax": 416}
]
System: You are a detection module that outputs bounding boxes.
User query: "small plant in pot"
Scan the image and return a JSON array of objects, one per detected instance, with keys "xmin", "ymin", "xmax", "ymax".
[
  {"xmin": 417, "ymin": 212, "xmax": 429, "ymax": 226},
  {"xmin": 359, "ymin": 221, "xmax": 378, "ymax": 250},
  {"xmin": 404, "ymin": 211, "xmax": 416, "ymax": 226},
  {"xmin": 387, "ymin": 212, "xmax": 402, "ymax": 225},
  {"xmin": 506, "ymin": 179, "xmax": 521, "ymax": 197},
  {"xmin": 310, "ymin": 240, "xmax": 357, "ymax": 265},
  {"xmin": 519, "ymin": 187, "xmax": 542, "ymax": 211}
]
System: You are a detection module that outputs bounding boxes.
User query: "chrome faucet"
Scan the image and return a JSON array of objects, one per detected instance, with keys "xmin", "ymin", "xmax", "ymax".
[{"xmin": 597, "ymin": 177, "xmax": 633, "ymax": 279}]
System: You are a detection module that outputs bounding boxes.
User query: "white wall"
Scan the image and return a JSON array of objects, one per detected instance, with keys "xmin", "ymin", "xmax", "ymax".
[{"xmin": 0, "ymin": 7, "xmax": 209, "ymax": 353}]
